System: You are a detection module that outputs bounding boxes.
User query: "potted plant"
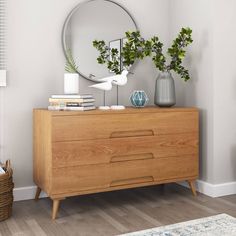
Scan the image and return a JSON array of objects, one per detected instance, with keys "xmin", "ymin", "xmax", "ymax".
[
  {"xmin": 64, "ymin": 49, "xmax": 79, "ymax": 94},
  {"xmin": 149, "ymin": 27, "xmax": 193, "ymax": 107},
  {"xmin": 93, "ymin": 28, "xmax": 193, "ymax": 107}
]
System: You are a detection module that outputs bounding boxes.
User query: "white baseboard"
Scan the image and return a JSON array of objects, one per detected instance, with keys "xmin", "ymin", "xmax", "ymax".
[
  {"xmin": 178, "ymin": 180, "xmax": 236, "ymax": 198},
  {"xmin": 13, "ymin": 181, "xmax": 236, "ymax": 201},
  {"xmin": 13, "ymin": 186, "xmax": 47, "ymax": 202}
]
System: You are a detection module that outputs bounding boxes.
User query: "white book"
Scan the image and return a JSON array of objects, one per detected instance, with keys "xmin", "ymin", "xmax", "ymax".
[
  {"xmin": 49, "ymin": 98, "xmax": 95, "ymax": 103},
  {"xmin": 51, "ymin": 94, "xmax": 93, "ymax": 99},
  {"xmin": 48, "ymin": 106, "xmax": 96, "ymax": 111},
  {"xmin": 65, "ymin": 106, "xmax": 96, "ymax": 111},
  {"xmin": 66, "ymin": 102, "xmax": 94, "ymax": 107}
]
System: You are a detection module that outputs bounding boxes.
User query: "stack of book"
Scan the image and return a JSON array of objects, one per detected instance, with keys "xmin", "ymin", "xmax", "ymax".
[{"xmin": 48, "ymin": 94, "xmax": 96, "ymax": 111}]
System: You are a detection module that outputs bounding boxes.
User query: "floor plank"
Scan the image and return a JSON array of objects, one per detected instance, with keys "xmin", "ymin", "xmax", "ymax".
[{"xmin": 0, "ymin": 184, "xmax": 235, "ymax": 236}]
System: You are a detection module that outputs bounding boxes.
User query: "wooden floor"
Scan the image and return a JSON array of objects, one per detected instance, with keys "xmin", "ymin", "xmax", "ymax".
[{"xmin": 1, "ymin": 184, "xmax": 236, "ymax": 236}]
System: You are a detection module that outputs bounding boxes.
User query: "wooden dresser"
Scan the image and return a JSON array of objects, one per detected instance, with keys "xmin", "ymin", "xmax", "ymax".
[{"xmin": 33, "ymin": 107, "xmax": 199, "ymax": 219}]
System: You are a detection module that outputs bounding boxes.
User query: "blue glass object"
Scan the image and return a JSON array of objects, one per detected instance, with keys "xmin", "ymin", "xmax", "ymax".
[{"xmin": 130, "ymin": 90, "xmax": 149, "ymax": 107}]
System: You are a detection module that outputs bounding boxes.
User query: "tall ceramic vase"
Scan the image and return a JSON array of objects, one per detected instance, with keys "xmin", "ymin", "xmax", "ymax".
[
  {"xmin": 154, "ymin": 71, "xmax": 176, "ymax": 107},
  {"xmin": 64, "ymin": 73, "xmax": 79, "ymax": 94}
]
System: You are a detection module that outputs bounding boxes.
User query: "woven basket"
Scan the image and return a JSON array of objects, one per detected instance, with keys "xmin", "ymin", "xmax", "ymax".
[{"xmin": 0, "ymin": 160, "xmax": 14, "ymax": 221}]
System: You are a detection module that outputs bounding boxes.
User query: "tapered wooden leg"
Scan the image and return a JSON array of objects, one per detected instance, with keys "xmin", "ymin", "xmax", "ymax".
[
  {"xmin": 52, "ymin": 199, "xmax": 63, "ymax": 220},
  {"xmin": 35, "ymin": 187, "xmax": 41, "ymax": 201},
  {"xmin": 187, "ymin": 180, "xmax": 197, "ymax": 196}
]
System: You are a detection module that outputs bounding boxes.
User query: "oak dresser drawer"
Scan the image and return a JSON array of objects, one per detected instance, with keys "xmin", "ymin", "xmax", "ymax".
[
  {"xmin": 52, "ymin": 133, "xmax": 198, "ymax": 168},
  {"xmin": 51, "ymin": 154, "xmax": 198, "ymax": 195},
  {"xmin": 51, "ymin": 159, "xmax": 154, "ymax": 194},
  {"xmin": 51, "ymin": 111, "xmax": 198, "ymax": 142},
  {"xmin": 154, "ymin": 155, "xmax": 199, "ymax": 181}
]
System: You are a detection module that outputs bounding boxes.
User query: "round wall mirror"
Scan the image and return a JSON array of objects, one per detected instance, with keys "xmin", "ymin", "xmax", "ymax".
[{"xmin": 62, "ymin": 0, "xmax": 138, "ymax": 82}]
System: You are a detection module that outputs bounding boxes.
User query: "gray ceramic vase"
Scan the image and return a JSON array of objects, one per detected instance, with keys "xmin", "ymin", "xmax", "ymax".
[{"xmin": 154, "ymin": 72, "xmax": 176, "ymax": 107}]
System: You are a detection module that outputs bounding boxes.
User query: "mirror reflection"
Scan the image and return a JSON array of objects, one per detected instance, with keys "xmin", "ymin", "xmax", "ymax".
[{"xmin": 62, "ymin": 0, "xmax": 137, "ymax": 81}]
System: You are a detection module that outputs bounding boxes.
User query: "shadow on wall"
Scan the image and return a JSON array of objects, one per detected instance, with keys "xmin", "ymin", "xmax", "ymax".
[
  {"xmin": 230, "ymin": 76, "xmax": 236, "ymax": 181},
  {"xmin": 183, "ymin": 29, "xmax": 211, "ymax": 105},
  {"xmin": 232, "ymin": 75, "xmax": 236, "ymax": 101},
  {"xmin": 198, "ymin": 109, "xmax": 209, "ymax": 180},
  {"xmin": 179, "ymin": 30, "xmax": 212, "ymax": 181},
  {"xmin": 230, "ymin": 145, "xmax": 236, "ymax": 181},
  {"xmin": 189, "ymin": 29, "xmax": 210, "ymax": 81}
]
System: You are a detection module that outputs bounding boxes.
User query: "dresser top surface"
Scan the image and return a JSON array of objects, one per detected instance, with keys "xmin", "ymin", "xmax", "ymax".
[{"xmin": 34, "ymin": 106, "xmax": 198, "ymax": 116}]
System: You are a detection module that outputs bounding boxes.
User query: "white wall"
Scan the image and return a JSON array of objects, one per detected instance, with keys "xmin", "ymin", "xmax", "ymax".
[
  {"xmin": 1, "ymin": 0, "xmax": 170, "ymax": 188},
  {"xmin": 212, "ymin": 0, "xmax": 236, "ymax": 184},
  {"xmin": 170, "ymin": 0, "xmax": 236, "ymax": 186}
]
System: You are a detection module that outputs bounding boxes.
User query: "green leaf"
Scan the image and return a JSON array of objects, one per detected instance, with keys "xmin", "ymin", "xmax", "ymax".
[{"xmin": 166, "ymin": 27, "xmax": 193, "ymax": 81}]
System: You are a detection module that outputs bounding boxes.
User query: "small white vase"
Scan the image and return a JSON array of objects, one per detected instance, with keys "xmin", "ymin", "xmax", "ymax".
[{"xmin": 64, "ymin": 73, "xmax": 79, "ymax": 94}]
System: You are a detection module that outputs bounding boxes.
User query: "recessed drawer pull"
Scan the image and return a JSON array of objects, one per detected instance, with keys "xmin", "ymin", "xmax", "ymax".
[
  {"xmin": 110, "ymin": 130, "xmax": 154, "ymax": 138},
  {"xmin": 110, "ymin": 153, "xmax": 154, "ymax": 163},
  {"xmin": 110, "ymin": 176, "xmax": 154, "ymax": 187}
]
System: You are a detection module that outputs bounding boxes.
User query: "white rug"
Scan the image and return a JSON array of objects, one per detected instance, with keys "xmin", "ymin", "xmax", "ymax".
[{"xmin": 119, "ymin": 214, "xmax": 236, "ymax": 236}]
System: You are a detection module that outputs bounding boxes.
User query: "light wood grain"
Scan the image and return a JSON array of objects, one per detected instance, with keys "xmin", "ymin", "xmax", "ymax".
[
  {"xmin": 35, "ymin": 187, "xmax": 41, "ymax": 201},
  {"xmin": 50, "ymin": 176, "xmax": 195, "ymax": 200},
  {"xmin": 51, "ymin": 154, "xmax": 197, "ymax": 196},
  {"xmin": 33, "ymin": 110, "xmax": 52, "ymax": 195},
  {"xmin": 52, "ymin": 199, "xmax": 60, "ymax": 220},
  {"xmin": 156, "ymin": 155, "xmax": 198, "ymax": 181},
  {"xmin": 51, "ymin": 158, "xmax": 154, "ymax": 195},
  {"xmin": 188, "ymin": 180, "xmax": 197, "ymax": 196},
  {"xmin": 33, "ymin": 107, "xmax": 199, "ymax": 219},
  {"xmin": 25, "ymin": 219, "xmax": 47, "ymax": 236},
  {"xmin": 36, "ymin": 107, "xmax": 198, "ymax": 116},
  {"xmin": 52, "ymin": 133, "xmax": 198, "ymax": 168},
  {"xmin": 51, "ymin": 111, "xmax": 198, "ymax": 142}
]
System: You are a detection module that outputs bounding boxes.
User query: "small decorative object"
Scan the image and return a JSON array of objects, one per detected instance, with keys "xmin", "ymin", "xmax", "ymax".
[
  {"xmin": 90, "ymin": 90, "xmax": 112, "ymax": 111},
  {"xmin": 89, "ymin": 70, "xmax": 130, "ymax": 110},
  {"xmin": 64, "ymin": 73, "xmax": 79, "ymax": 95},
  {"xmin": 89, "ymin": 79, "xmax": 112, "ymax": 110},
  {"xmin": 109, "ymin": 39, "xmax": 122, "ymax": 106},
  {"xmin": 130, "ymin": 90, "xmax": 149, "ymax": 108},
  {"xmin": 150, "ymin": 28, "xmax": 193, "ymax": 107},
  {"xmin": 155, "ymin": 72, "xmax": 176, "ymax": 107},
  {"xmin": 150, "ymin": 28, "xmax": 192, "ymax": 107},
  {"xmin": 0, "ymin": 160, "xmax": 13, "ymax": 221},
  {"xmin": 64, "ymin": 49, "xmax": 79, "ymax": 94}
]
